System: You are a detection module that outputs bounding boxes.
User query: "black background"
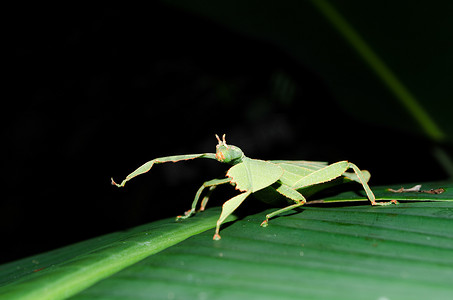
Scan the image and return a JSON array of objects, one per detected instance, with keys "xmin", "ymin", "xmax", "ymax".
[{"xmin": 2, "ymin": 3, "xmax": 449, "ymax": 264}]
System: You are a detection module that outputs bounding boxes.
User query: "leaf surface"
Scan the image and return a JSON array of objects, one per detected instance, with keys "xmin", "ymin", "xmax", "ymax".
[
  {"xmin": 1, "ymin": 181, "xmax": 452, "ymax": 300},
  {"xmin": 0, "ymin": 209, "xmax": 235, "ymax": 300},
  {"xmin": 73, "ymin": 186, "xmax": 453, "ymax": 300}
]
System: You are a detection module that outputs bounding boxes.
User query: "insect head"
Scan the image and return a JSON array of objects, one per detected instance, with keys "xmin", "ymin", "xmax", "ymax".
[{"xmin": 215, "ymin": 134, "xmax": 244, "ymax": 165}]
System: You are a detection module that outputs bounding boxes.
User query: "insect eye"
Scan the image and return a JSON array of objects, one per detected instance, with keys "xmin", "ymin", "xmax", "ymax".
[{"xmin": 215, "ymin": 150, "xmax": 225, "ymax": 161}]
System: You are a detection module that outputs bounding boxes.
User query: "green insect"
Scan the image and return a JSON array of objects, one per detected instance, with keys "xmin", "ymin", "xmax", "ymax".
[{"xmin": 112, "ymin": 134, "xmax": 398, "ymax": 240}]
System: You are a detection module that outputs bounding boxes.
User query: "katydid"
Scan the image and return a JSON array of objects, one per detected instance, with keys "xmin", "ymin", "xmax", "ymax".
[{"xmin": 111, "ymin": 134, "xmax": 398, "ymax": 240}]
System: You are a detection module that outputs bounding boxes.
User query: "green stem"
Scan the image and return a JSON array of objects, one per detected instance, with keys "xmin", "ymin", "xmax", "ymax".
[{"xmin": 310, "ymin": 0, "xmax": 446, "ymax": 142}]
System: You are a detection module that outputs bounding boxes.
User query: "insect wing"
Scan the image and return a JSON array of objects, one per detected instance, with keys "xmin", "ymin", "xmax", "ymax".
[
  {"xmin": 227, "ymin": 158, "xmax": 283, "ymax": 192},
  {"xmin": 270, "ymin": 160, "xmax": 327, "ymax": 170},
  {"xmin": 277, "ymin": 163, "xmax": 317, "ymax": 186},
  {"xmin": 292, "ymin": 161, "xmax": 349, "ymax": 189}
]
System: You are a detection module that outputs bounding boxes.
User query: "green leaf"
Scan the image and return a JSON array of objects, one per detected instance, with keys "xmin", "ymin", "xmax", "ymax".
[
  {"xmin": 0, "ymin": 209, "xmax": 236, "ymax": 300},
  {"xmin": 1, "ymin": 182, "xmax": 452, "ymax": 299}
]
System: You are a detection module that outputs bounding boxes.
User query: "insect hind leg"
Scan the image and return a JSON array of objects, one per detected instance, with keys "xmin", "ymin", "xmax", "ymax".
[{"xmin": 348, "ymin": 163, "xmax": 398, "ymax": 206}]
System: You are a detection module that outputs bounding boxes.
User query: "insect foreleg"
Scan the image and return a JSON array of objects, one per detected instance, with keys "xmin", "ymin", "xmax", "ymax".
[
  {"xmin": 176, "ymin": 177, "xmax": 231, "ymax": 221},
  {"xmin": 214, "ymin": 190, "xmax": 252, "ymax": 240},
  {"xmin": 111, "ymin": 153, "xmax": 217, "ymax": 188},
  {"xmin": 199, "ymin": 184, "xmax": 221, "ymax": 212}
]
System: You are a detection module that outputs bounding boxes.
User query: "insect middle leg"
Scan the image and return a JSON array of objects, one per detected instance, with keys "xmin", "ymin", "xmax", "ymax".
[
  {"xmin": 260, "ymin": 184, "xmax": 307, "ymax": 227},
  {"xmin": 176, "ymin": 177, "xmax": 231, "ymax": 220}
]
